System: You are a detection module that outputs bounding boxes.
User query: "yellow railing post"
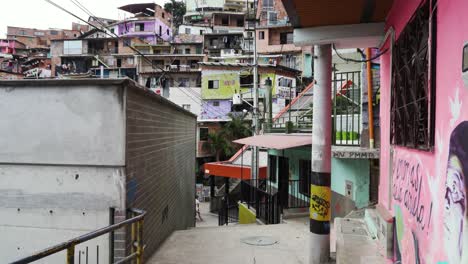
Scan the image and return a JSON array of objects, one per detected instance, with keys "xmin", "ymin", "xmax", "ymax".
[
  {"xmin": 136, "ymin": 219, "xmax": 144, "ymax": 264},
  {"xmin": 66, "ymin": 245, "xmax": 75, "ymax": 264}
]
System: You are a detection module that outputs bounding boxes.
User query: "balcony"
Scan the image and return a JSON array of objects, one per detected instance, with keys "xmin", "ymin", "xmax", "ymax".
[{"xmin": 140, "ymin": 64, "xmax": 200, "ymax": 73}]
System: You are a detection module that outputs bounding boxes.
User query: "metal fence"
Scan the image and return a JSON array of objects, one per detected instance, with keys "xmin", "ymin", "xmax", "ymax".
[
  {"xmin": 218, "ymin": 196, "xmax": 239, "ymax": 226},
  {"xmin": 11, "ymin": 208, "xmax": 146, "ymax": 264},
  {"xmin": 332, "ymin": 71, "xmax": 362, "ymax": 146},
  {"xmin": 241, "ymin": 180, "xmax": 281, "ymax": 225},
  {"xmin": 288, "ymin": 180, "xmax": 310, "ymax": 208}
]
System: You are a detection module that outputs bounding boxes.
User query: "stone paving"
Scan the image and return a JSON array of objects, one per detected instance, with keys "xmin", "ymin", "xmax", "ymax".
[{"xmin": 148, "ymin": 202, "xmax": 336, "ymax": 264}]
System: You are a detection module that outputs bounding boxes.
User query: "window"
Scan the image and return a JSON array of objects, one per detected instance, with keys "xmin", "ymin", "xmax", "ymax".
[
  {"xmin": 210, "ymin": 38, "xmax": 218, "ymax": 47},
  {"xmin": 263, "ymin": 0, "xmax": 273, "ymax": 8},
  {"xmin": 117, "ymin": 59, "xmax": 122, "ymax": 67},
  {"xmin": 185, "ymin": 28, "xmax": 191, "ymax": 34},
  {"xmin": 34, "ymin": 31, "xmax": 45, "ymax": 36},
  {"xmin": 185, "ymin": 48, "xmax": 191, "ymax": 54},
  {"xmin": 167, "ymin": 29, "xmax": 170, "ymax": 36},
  {"xmin": 182, "ymin": 104, "xmax": 191, "ymax": 111},
  {"xmin": 127, "ymin": 57, "xmax": 134, "ymax": 65},
  {"xmin": 63, "ymin": 40, "xmax": 82, "ymax": 55},
  {"xmin": 240, "ymin": 75, "xmax": 253, "ymax": 87},
  {"xmin": 259, "ymin": 31, "xmax": 265, "ymax": 40},
  {"xmin": 123, "ymin": 39, "xmax": 131, "ymax": 47},
  {"xmin": 208, "ymin": 80, "xmax": 219, "ymax": 89},
  {"xmin": 269, "ymin": 155, "xmax": 277, "ymax": 183},
  {"xmin": 110, "ymin": 28, "xmax": 115, "ymax": 34},
  {"xmin": 152, "ymin": 60, "xmax": 164, "ymax": 68},
  {"xmin": 199, "ymin": 128, "xmax": 209, "ymax": 141},
  {"xmin": 299, "ymin": 160, "xmax": 311, "ymax": 197},
  {"xmin": 50, "ymin": 30, "xmax": 58, "ymax": 35},
  {"xmin": 390, "ymin": 0, "xmax": 436, "ymax": 150},
  {"xmin": 268, "ymin": 12, "xmax": 277, "ymax": 24},
  {"xmin": 135, "ymin": 23, "xmax": 145, "ymax": 32},
  {"xmin": 200, "ymin": 30, "xmax": 204, "ymax": 35},
  {"xmin": 159, "ymin": 26, "xmax": 162, "ymax": 36},
  {"xmin": 213, "ymin": 101, "xmax": 220, "ymax": 107},
  {"xmin": 162, "ymin": 12, "xmax": 165, "ymax": 18},
  {"xmin": 178, "ymin": 78, "xmax": 189, "ymax": 87},
  {"xmin": 221, "ymin": 16, "xmax": 229, "ymax": 26},
  {"xmin": 280, "ymin": 32, "xmax": 293, "ymax": 44},
  {"xmin": 237, "ymin": 19, "xmax": 244, "ymax": 27}
]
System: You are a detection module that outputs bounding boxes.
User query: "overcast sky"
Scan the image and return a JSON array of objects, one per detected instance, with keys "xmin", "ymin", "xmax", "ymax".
[{"xmin": 0, "ymin": 0, "xmax": 169, "ymax": 37}]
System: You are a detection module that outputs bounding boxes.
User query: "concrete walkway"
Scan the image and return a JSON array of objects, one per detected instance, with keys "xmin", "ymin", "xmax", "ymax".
[
  {"xmin": 148, "ymin": 209, "xmax": 336, "ymax": 264},
  {"xmin": 194, "ymin": 201, "xmax": 219, "ymax": 228}
]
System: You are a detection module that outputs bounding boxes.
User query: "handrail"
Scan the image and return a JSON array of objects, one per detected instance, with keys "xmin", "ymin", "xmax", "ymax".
[{"xmin": 11, "ymin": 208, "xmax": 146, "ymax": 264}]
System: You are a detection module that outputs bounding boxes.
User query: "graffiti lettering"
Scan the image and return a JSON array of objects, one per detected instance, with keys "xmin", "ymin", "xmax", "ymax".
[
  {"xmin": 392, "ymin": 158, "xmax": 433, "ymax": 231},
  {"xmin": 311, "ymin": 194, "xmax": 330, "ymax": 217},
  {"xmin": 309, "ymin": 185, "xmax": 331, "ymax": 221},
  {"xmin": 332, "ymin": 151, "xmax": 378, "ymax": 159}
]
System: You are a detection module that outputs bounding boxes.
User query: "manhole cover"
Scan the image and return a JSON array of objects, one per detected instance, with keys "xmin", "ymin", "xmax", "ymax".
[{"xmin": 241, "ymin": 236, "xmax": 278, "ymax": 246}]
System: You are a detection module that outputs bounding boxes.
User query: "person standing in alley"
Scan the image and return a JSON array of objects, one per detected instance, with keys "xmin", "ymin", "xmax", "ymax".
[{"xmin": 195, "ymin": 195, "xmax": 203, "ymax": 221}]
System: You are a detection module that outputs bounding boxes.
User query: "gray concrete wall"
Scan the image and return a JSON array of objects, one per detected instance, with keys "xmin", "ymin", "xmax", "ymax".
[
  {"xmin": 124, "ymin": 86, "xmax": 197, "ymax": 261},
  {"xmin": 0, "ymin": 79, "xmax": 197, "ymax": 263},
  {"xmin": 0, "ymin": 81, "xmax": 126, "ymax": 165},
  {"xmin": 0, "ymin": 80, "xmax": 127, "ymax": 263}
]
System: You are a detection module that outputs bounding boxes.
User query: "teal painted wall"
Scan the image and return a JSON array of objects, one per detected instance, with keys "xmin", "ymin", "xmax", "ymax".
[
  {"xmin": 267, "ymin": 146, "xmax": 311, "ymax": 203},
  {"xmin": 303, "ymin": 54, "xmax": 312, "ymax": 78},
  {"xmin": 267, "ymin": 148, "xmax": 371, "ymax": 208},
  {"xmin": 331, "ymin": 158, "xmax": 370, "ymax": 208}
]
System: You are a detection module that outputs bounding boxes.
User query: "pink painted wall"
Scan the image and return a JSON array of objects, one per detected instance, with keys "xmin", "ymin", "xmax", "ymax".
[{"xmin": 379, "ymin": 0, "xmax": 468, "ymax": 263}]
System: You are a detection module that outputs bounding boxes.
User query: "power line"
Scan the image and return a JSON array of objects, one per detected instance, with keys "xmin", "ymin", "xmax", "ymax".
[{"xmin": 332, "ymin": 44, "xmax": 389, "ymax": 63}]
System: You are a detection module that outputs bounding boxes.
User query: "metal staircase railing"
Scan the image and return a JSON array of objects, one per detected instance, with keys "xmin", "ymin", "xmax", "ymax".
[{"xmin": 11, "ymin": 208, "xmax": 146, "ymax": 264}]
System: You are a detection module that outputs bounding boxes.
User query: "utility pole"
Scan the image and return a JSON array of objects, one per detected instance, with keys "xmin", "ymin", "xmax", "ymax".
[
  {"xmin": 251, "ymin": 0, "xmax": 259, "ymax": 186},
  {"xmin": 309, "ymin": 44, "xmax": 332, "ymax": 264}
]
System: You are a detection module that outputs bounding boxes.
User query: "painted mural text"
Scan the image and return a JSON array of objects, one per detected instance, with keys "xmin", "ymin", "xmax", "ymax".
[
  {"xmin": 392, "ymin": 158, "xmax": 433, "ymax": 231},
  {"xmin": 310, "ymin": 185, "xmax": 331, "ymax": 221},
  {"xmin": 332, "ymin": 151, "xmax": 378, "ymax": 159}
]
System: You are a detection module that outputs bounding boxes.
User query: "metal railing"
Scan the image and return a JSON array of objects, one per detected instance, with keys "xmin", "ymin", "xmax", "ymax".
[
  {"xmin": 268, "ymin": 114, "xmax": 313, "ymax": 133},
  {"xmin": 241, "ymin": 180, "xmax": 281, "ymax": 225},
  {"xmin": 332, "ymin": 71, "xmax": 362, "ymax": 146},
  {"xmin": 218, "ymin": 196, "xmax": 239, "ymax": 226},
  {"xmin": 288, "ymin": 180, "xmax": 310, "ymax": 209},
  {"xmin": 11, "ymin": 208, "xmax": 146, "ymax": 264}
]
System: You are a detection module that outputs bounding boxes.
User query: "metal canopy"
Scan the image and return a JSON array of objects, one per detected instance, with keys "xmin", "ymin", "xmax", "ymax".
[{"xmin": 234, "ymin": 134, "xmax": 311, "ymax": 149}]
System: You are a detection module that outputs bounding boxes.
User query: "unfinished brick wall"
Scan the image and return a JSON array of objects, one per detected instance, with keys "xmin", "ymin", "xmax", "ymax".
[{"xmin": 124, "ymin": 87, "xmax": 196, "ymax": 260}]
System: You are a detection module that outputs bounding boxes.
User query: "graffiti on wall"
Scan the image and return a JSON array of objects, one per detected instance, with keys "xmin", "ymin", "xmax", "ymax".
[
  {"xmin": 392, "ymin": 158, "xmax": 433, "ymax": 231},
  {"xmin": 309, "ymin": 185, "xmax": 331, "ymax": 221},
  {"xmin": 443, "ymin": 121, "xmax": 468, "ymax": 264}
]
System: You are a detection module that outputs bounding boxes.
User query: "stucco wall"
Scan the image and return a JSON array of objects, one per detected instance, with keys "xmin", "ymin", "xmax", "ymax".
[
  {"xmin": 331, "ymin": 158, "xmax": 370, "ymax": 208},
  {"xmin": 379, "ymin": 0, "xmax": 468, "ymax": 263},
  {"xmin": 0, "ymin": 81, "xmax": 127, "ymax": 263}
]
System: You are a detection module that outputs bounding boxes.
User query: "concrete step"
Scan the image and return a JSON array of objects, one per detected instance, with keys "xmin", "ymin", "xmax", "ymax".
[
  {"xmin": 283, "ymin": 207, "xmax": 309, "ymax": 219},
  {"xmin": 335, "ymin": 217, "xmax": 387, "ymax": 264}
]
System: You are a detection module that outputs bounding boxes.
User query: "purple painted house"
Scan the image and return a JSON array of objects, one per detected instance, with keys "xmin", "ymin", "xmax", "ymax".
[{"xmin": 113, "ymin": 3, "xmax": 173, "ymax": 43}]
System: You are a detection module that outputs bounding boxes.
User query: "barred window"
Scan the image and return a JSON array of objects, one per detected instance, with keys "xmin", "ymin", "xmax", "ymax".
[{"xmin": 391, "ymin": 0, "xmax": 436, "ymax": 150}]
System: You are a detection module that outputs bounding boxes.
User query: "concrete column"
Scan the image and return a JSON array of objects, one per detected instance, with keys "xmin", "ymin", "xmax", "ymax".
[{"xmin": 309, "ymin": 44, "xmax": 332, "ymax": 264}]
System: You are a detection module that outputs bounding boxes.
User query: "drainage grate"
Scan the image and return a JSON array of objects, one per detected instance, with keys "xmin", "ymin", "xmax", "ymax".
[{"xmin": 241, "ymin": 236, "xmax": 279, "ymax": 246}]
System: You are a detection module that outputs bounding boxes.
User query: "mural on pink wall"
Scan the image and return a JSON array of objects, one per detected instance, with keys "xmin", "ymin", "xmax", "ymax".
[
  {"xmin": 378, "ymin": 0, "xmax": 468, "ymax": 263},
  {"xmin": 444, "ymin": 121, "xmax": 468, "ymax": 263}
]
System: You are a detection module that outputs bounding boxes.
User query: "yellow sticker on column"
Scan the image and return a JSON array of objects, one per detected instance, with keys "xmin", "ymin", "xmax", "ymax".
[{"xmin": 309, "ymin": 184, "xmax": 331, "ymax": 221}]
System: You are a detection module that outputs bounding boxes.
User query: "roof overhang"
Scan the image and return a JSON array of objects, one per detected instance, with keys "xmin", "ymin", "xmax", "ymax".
[
  {"xmin": 281, "ymin": 0, "xmax": 393, "ymax": 48},
  {"xmin": 204, "ymin": 162, "xmax": 267, "ymax": 179},
  {"xmin": 234, "ymin": 134, "xmax": 311, "ymax": 150}
]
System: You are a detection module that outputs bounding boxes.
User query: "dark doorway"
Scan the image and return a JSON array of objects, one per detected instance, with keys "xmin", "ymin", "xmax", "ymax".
[{"xmin": 277, "ymin": 156, "xmax": 289, "ymax": 208}]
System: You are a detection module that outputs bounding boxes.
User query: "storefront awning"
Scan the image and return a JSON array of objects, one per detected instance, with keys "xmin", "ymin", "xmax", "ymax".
[{"xmin": 234, "ymin": 134, "xmax": 311, "ymax": 150}]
